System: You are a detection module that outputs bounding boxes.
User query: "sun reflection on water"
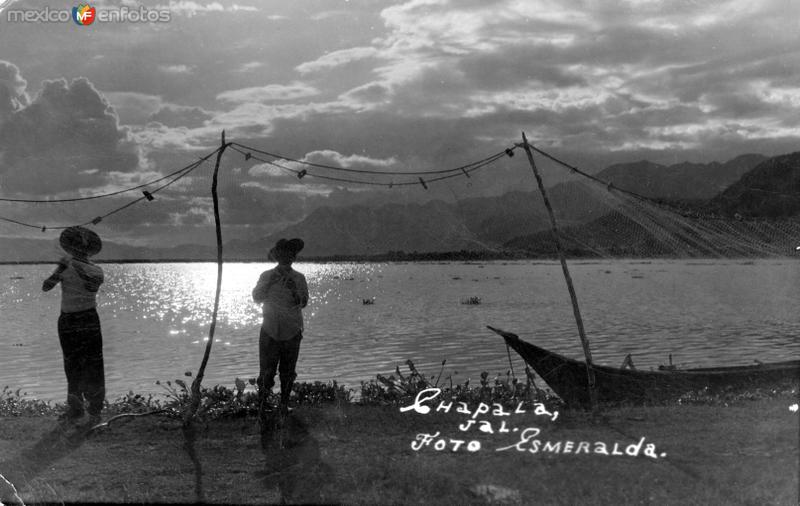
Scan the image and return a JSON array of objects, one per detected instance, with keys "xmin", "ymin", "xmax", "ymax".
[{"xmin": 2, "ymin": 260, "xmax": 798, "ymax": 402}]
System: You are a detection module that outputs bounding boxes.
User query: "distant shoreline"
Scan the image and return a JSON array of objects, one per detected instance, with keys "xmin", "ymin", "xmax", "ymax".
[
  {"xmin": 0, "ymin": 250, "xmax": 534, "ymax": 264},
  {"xmin": 2, "ymin": 250, "xmax": 797, "ymax": 265},
  {"xmin": 1, "ymin": 251, "xmax": 515, "ymax": 265}
]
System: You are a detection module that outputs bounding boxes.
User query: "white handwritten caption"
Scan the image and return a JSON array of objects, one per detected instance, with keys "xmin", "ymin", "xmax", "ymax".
[{"xmin": 401, "ymin": 388, "xmax": 666, "ymax": 459}]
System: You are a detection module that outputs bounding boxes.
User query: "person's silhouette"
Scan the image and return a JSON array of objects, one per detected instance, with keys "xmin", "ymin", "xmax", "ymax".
[
  {"xmin": 42, "ymin": 226, "xmax": 106, "ymax": 425},
  {"xmin": 252, "ymin": 238, "xmax": 308, "ymax": 415}
]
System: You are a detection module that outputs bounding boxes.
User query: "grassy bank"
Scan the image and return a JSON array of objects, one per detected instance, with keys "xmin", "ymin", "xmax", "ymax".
[{"xmin": 0, "ymin": 391, "xmax": 798, "ymax": 505}]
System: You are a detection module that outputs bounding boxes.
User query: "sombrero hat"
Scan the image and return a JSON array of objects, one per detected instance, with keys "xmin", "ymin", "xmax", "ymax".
[
  {"xmin": 268, "ymin": 238, "xmax": 304, "ymax": 261},
  {"xmin": 60, "ymin": 226, "xmax": 102, "ymax": 257}
]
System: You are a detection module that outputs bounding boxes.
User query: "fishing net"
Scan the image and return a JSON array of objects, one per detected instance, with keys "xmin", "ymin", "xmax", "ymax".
[{"xmin": 511, "ymin": 146, "xmax": 800, "ymax": 259}]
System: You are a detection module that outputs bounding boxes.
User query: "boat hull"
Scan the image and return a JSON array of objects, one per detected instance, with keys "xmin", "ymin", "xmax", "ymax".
[{"xmin": 488, "ymin": 326, "xmax": 800, "ymax": 407}]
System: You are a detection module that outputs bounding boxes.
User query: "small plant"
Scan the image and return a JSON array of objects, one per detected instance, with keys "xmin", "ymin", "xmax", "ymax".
[
  {"xmin": 359, "ymin": 360, "xmax": 562, "ymax": 410},
  {"xmin": 0, "ymin": 386, "xmax": 57, "ymax": 416}
]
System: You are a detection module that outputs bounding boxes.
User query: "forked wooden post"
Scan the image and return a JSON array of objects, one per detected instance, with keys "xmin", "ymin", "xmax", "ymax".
[
  {"xmin": 185, "ymin": 130, "xmax": 229, "ymax": 425},
  {"xmin": 520, "ymin": 132, "xmax": 598, "ymax": 411}
]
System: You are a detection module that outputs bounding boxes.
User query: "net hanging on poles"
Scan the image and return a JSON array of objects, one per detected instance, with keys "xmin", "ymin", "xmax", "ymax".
[{"xmin": 509, "ymin": 146, "xmax": 800, "ymax": 259}]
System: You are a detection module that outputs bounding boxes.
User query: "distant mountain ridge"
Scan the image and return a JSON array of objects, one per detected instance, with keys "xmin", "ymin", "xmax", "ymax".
[
  {"xmin": 595, "ymin": 154, "xmax": 767, "ymax": 200},
  {"xmin": 0, "ymin": 236, "xmax": 215, "ymax": 263},
  {"xmin": 506, "ymin": 152, "xmax": 800, "ymax": 257},
  {"xmin": 709, "ymin": 151, "xmax": 800, "ymax": 218},
  {"xmin": 2, "ymin": 152, "xmax": 792, "ymax": 261},
  {"xmin": 247, "ymin": 152, "xmax": 770, "ymax": 258}
]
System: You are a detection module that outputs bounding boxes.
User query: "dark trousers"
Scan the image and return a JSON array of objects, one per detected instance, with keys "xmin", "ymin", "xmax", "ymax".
[
  {"xmin": 258, "ymin": 329, "xmax": 302, "ymax": 405},
  {"xmin": 58, "ymin": 308, "xmax": 105, "ymax": 417}
]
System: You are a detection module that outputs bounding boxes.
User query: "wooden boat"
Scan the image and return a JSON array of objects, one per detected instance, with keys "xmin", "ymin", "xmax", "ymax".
[{"xmin": 488, "ymin": 326, "xmax": 800, "ymax": 408}]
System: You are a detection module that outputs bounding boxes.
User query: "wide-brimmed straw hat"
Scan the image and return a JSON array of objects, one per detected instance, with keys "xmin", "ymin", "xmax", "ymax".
[
  {"xmin": 60, "ymin": 226, "xmax": 102, "ymax": 257},
  {"xmin": 268, "ymin": 238, "xmax": 304, "ymax": 261}
]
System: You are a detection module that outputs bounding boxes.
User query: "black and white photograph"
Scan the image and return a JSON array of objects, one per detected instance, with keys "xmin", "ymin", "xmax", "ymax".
[{"xmin": 0, "ymin": 0, "xmax": 798, "ymax": 504}]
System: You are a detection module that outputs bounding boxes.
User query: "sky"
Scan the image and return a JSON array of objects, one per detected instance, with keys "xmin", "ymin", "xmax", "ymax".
[{"xmin": 0, "ymin": 0, "xmax": 798, "ymax": 248}]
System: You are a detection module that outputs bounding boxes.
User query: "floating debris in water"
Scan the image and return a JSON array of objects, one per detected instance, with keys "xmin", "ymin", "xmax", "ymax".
[
  {"xmin": 362, "ymin": 297, "xmax": 376, "ymax": 305},
  {"xmin": 460, "ymin": 296, "xmax": 481, "ymax": 305}
]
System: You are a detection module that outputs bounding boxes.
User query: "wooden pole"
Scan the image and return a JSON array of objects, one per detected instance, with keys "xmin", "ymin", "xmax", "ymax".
[
  {"xmin": 520, "ymin": 132, "xmax": 598, "ymax": 410},
  {"xmin": 185, "ymin": 130, "xmax": 229, "ymax": 424}
]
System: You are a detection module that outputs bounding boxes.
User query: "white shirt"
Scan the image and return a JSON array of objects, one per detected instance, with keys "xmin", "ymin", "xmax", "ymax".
[
  {"xmin": 59, "ymin": 258, "xmax": 104, "ymax": 313},
  {"xmin": 253, "ymin": 266, "xmax": 308, "ymax": 341}
]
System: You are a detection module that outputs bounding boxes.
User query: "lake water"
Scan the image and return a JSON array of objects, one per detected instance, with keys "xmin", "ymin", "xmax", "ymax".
[{"xmin": 1, "ymin": 260, "xmax": 798, "ymax": 403}]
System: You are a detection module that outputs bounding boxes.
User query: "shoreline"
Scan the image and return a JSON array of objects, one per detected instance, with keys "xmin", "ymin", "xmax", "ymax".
[{"xmin": 3, "ymin": 253, "xmax": 799, "ymax": 265}]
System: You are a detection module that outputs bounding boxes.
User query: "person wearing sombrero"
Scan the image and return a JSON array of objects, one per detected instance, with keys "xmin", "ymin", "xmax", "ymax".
[
  {"xmin": 252, "ymin": 238, "xmax": 309, "ymax": 416},
  {"xmin": 42, "ymin": 226, "xmax": 106, "ymax": 426}
]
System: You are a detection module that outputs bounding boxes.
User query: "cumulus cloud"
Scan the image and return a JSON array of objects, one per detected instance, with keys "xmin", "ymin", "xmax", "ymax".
[
  {"xmin": 104, "ymin": 92, "xmax": 165, "ymax": 125},
  {"xmin": 0, "ymin": 75, "xmax": 141, "ymax": 196},
  {"xmin": 0, "ymin": 61, "xmax": 29, "ymax": 121}
]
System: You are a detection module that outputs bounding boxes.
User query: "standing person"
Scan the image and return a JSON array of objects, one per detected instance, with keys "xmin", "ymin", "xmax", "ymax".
[
  {"xmin": 42, "ymin": 226, "xmax": 105, "ymax": 426},
  {"xmin": 252, "ymin": 238, "xmax": 309, "ymax": 415}
]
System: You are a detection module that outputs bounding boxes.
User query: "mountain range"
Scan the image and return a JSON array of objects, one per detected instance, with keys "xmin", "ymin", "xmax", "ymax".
[{"xmin": 2, "ymin": 151, "xmax": 796, "ymax": 262}]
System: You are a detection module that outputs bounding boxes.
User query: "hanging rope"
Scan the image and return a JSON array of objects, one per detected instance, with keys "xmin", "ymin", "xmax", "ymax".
[
  {"xmin": 1, "ymin": 138, "xmax": 516, "ymax": 230},
  {"xmin": 229, "ymin": 144, "xmax": 510, "ymax": 187},
  {"xmin": 0, "ymin": 149, "xmax": 217, "ymax": 230},
  {"xmin": 231, "ymin": 141, "xmax": 517, "ymax": 176},
  {"xmin": 0, "ymin": 148, "xmax": 221, "ymax": 203}
]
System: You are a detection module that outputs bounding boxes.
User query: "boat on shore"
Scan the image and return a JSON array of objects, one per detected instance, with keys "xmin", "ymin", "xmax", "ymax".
[{"xmin": 488, "ymin": 326, "xmax": 800, "ymax": 408}]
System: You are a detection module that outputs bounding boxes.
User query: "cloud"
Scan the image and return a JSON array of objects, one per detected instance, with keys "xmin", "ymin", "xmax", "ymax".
[
  {"xmin": 165, "ymin": 1, "xmax": 258, "ymax": 17},
  {"xmin": 0, "ymin": 61, "xmax": 29, "ymax": 121},
  {"xmin": 236, "ymin": 61, "xmax": 264, "ymax": 73},
  {"xmin": 104, "ymin": 92, "xmax": 166, "ymax": 125},
  {"xmin": 303, "ymin": 150, "xmax": 399, "ymax": 170},
  {"xmin": 0, "ymin": 75, "xmax": 141, "ymax": 196},
  {"xmin": 217, "ymin": 82, "xmax": 320, "ymax": 103},
  {"xmin": 248, "ymin": 162, "xmax": 286, "ymax": 178},
  {"xmin": 296, "ymin": 47, "xmax": 380, "ymax": 74},
  {"xmin": 148, "ymin": 104, "xmax": 212, "ymax": 128}
]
